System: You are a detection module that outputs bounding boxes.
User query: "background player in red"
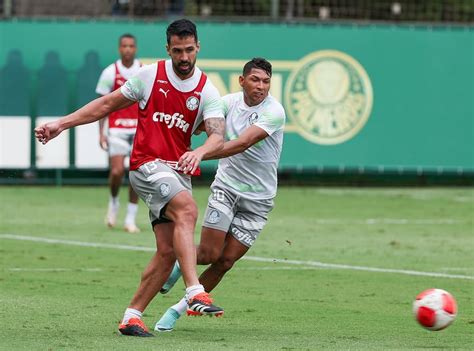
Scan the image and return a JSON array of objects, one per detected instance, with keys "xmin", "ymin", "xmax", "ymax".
[
  {"xmin": 35, "ymin": 19, "xmax": 225, "ymax": 337},
  {"xmin": 96, "ymin": 33, "xmax": 141, "ymax": 233}
]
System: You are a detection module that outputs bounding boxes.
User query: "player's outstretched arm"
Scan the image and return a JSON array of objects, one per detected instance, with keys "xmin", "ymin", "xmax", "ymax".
[
  {"xmin": 35, "ymin": 90, "xmax": 134, "ymax": 145},
  {"xmin": 178, "ymin": 117, "xmax": 225, "ymax": 174},
  {"xmin": 204, "ymin": 125, "xmax": 268, "ymax": 160},
  {"xmin": 97, "ymin": 94, "xmax": 109, "ymax": 150}
]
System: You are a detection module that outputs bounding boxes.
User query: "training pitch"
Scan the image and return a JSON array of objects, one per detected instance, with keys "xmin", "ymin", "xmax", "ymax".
[{"xmin": 0, "ymin": 186, "xmax": 472, "ymax": 350}]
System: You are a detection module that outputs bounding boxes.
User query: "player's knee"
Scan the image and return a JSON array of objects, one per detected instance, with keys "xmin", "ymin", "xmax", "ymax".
[
  {"xmin": 216, "ymin": 255, "xmax": 236, "ymax": 272},
  {"xmin": 179, "ymin": 201, "xmax": 198, "ymax": 224},
  {"xmin": 110, "ymin": 167, "xmax": 124, "ymax": 179},
  {"xmin": 156, "ymin": 246, "xmax": 175, "ymax": 264},
  {"xmin": 167, "ymin": 193, "xmax": 198, "ymax": 225},
  {"xmin": 198, "ymin": 246, "xmax": 221, "ymax": 265}
]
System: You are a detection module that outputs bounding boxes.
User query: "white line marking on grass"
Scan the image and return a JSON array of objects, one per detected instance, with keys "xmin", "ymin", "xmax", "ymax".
[
  {"xmin": 236, "ymin": 266, "xmax": 320, "ymax": 271},
  {"xmin": 440, "ymin": 267, "xmax": 473, "ymax": 272},
  {"xmin": 1, "ymin": 234, "xmax": 473, "ymax": 281},
  {"xmin": 0, "ymin": 234, "xmax": 155, "ymax": 252},
  {"xmin": 312, "ymin": 218, "xmax": 462, "ymax": 225},
  {"xmin": 453, "ymin": 197, "xmax": 473, "ymax": 203},
  {"xmin": 7, "ymin": 268, "xmax": 102, "ymax": 272},
  {"xmin": 315, "ymin": 189, "xmax": 474, "ymax": 202},
  {"xmin": 242, "ymin": 256, "xmax": 474, "ymax": 280}
]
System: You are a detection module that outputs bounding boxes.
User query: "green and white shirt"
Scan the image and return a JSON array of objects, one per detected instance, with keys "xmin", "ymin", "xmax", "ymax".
[{"xmin": 213, "ymin": 92, "xmax": 286, "ymax": 200}]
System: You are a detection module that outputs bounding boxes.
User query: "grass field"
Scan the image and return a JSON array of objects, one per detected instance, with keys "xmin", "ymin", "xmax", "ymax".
[{"xmin": 0, "ymin": 186, "xmax": 473, "ymax": 350}]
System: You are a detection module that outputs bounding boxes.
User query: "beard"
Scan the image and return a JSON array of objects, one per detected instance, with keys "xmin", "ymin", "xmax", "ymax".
[{"xmin": 174, "ymin": 60, "xmax": 195, "ymax": 76}]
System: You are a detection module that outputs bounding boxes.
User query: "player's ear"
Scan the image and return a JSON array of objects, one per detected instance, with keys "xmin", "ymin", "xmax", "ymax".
[
  {"xmin": 239, "ymin": 75, "xmax": 245, "ymax": 88},
  {"xmin": 166, "ymin": 44, "xmax": 170, "ymax": 56},
  {"xmin": 196, "ymin": 41, "xmax": 200, "ymax": 52}
]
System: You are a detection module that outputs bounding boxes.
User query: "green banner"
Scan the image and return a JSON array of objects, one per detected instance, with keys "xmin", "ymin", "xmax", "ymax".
[{"xmin": 0, "ymin": 20, "xmax": 473, "ymax": 172}]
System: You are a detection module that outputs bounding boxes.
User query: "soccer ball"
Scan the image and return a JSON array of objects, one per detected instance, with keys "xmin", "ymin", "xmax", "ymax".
[{"xmin": 413, "ymin": 288, "xmax": 457, "ymax": 331}]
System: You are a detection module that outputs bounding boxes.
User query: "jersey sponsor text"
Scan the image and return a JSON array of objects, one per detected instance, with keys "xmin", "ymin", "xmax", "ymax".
[{"xmin": 152, "ymin": 112, "xmax": 190, "ymax": 132}]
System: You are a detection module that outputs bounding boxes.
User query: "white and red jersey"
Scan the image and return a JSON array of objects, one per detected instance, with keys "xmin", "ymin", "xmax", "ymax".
[
  {"xmin": 120, "ymin": 60, "xmax": 225, "ymax": 174},
  {"xmin": 95, "ymin": 59, "xmax": 141, "ymax": 130}
]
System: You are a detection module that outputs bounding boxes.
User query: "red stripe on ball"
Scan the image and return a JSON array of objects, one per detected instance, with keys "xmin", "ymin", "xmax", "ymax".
[
  {"xmin": 442, "ymin": 293, "xmax": 457, "ymax": 314},
  {"xmin": 417, "ymin": 306, "xmax": 436, "ymax": 327}
]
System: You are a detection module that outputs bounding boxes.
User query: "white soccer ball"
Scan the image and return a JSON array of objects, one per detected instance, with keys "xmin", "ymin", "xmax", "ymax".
[{"xmin": 413, "ymin": 288, "xmax": 457, "ymax": 331}]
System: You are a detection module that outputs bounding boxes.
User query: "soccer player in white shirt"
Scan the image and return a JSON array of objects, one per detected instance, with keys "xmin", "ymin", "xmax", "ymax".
[
  {"xmin": 95, "ymin": 34, "xmax": 142, "ymax": 233},
  {"xmin": 155, "ymin": 57, "xmax": 286, "ymax": 331}
]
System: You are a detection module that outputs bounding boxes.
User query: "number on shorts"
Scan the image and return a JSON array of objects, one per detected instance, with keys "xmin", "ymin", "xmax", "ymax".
[
  {"xmin": 213, "ymin": 189, "xmax": 225, "ymax": 202},
  {"xmin": 145, "ymin": 161, "xmax": 158, "ymax": 173}
]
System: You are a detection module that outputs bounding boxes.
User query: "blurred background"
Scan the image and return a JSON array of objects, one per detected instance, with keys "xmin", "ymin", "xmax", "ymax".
[{"xmin": 0, "ymin": 0, "xmax": 472, "ymax": 185}]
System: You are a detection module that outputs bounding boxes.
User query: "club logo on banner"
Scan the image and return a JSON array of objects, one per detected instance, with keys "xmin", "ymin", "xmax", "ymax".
[
  {"xmin": 285, "ymin": 50, "xmax": 373, "ymax": 145},
  {"xmin": 142, "ymin": 50, "xmax": 373, "ymax": 145}
]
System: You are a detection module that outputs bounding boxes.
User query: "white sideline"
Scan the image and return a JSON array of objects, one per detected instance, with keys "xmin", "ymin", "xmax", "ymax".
[
  {"xmin": 1, "ymin": 234, "xmax": 473, "ymax": 281},
  {"xmin": 242, "ymin": 256, "xmax": 474, "ymax": 280},
  {"xmin": 310, "ymin": 218, "xmax": 463, "ymax": 225},
  {"xmin": 8, "ymin": 268, "xmax": 102, "ymax": 272}
]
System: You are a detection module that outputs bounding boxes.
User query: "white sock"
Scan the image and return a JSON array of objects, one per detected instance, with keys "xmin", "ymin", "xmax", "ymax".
[
  {"xmin": 185, "ymin": 284, "xmax": 205, "ymax": 302},
  {"xmin": 125, "ymin": 202, "xmax": 138, "ymax": 226},
  {"xmin": 171, "ymin": 297, "xmax": 188, "ymax": 315},
  {"xmin": 122, "ymin": 307, "xmax": 142, "ymax": 324},
  {"xmin": 109, "ymin": 196, "xmax": 119, "ymax": 210}
]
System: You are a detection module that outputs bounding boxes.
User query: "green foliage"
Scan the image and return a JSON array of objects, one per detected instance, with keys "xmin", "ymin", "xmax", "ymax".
[{"xmin": 181, "ymin": 0, "xmax": 473, "ymax": 22}]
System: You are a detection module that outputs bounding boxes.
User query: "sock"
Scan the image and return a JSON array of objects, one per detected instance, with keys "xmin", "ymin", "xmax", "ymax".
[
  {"xmin": 171, "ymin": 297, "xmax": 188, "ymax": 315},
  {"xmin": 125, "ymin": 202, "xmax": 138, "ymax": 226},
  {"xmin": 109, "ymin": 196, "xmax": 119, "ymax": 210},
  {"xmin": 185, "ymin": 284, "xmax": 205, "ymax": 302},
  {"xmin": 122, "ymin": 307, "xmax": 142, "ymax": 324}
]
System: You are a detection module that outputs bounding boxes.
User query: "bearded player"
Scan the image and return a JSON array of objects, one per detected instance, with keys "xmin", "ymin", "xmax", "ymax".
[{"xmin": 35, "ymin": 19, "xmax": 226, "ymax": 337}]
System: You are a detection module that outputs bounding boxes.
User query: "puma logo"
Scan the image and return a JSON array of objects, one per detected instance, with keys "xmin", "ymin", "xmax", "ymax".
[{"xmin": 159, "ymin": 88, "xmax": 170, "ymax": 98}]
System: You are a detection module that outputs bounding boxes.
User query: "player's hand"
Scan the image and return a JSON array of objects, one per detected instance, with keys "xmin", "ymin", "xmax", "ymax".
[
  {"xmin": 99, "ymin": 134, "xmax": 108, "ymax": 150},
  {"xmin": 34, "ymin": 120, "xmax": 62, "ymax": 144},
  {"xmin": 178, "ymin": 149, "xmax": 204, "ymax": 175}
]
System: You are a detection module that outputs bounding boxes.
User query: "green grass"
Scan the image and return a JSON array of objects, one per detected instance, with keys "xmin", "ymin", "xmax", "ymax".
[{"xmin": 0, "ymin": 186, "xmax": 473, "ymax": 350}]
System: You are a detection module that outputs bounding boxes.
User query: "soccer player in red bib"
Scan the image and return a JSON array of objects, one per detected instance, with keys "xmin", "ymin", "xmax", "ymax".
[
  {"xmin": 95, "ymin": 33, "xmax": 142, "ymax": 233},
  {"xmin": 35, "ymin": 19, "xmax": 225, "ymax": 337}
]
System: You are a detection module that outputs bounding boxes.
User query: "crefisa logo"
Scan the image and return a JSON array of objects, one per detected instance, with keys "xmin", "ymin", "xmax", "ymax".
[{"xmin": 285, "ymin": 50, "xmax": 373, "ymax": 145}]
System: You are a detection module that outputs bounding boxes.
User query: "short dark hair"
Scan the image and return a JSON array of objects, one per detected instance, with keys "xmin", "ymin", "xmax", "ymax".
[
  {"xmin": 119, "ymin": 33, "xmax": 136, "ymax": 45},
  {"xmin": 243, "ymin": 58, "xmax": 272, "ymax": 77},
  {"xmin": 166, "ymin": 19, "xmax": 198, "ymax": 44}
]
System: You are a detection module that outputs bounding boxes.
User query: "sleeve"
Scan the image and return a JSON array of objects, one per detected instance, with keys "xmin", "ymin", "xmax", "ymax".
[
  {"xmin": 120, "ymin": 64, "xmax": 156, "ymax": 103},
  {"xmin": 221, "ymin": 94, "xmax": 232, "ymax": 116},
  {"xmin": 201, "ymin": 79, "xmax": 225, "ymax": 120},
  {"xmin": 95, "ymin": 64, "xmax": 115, "ymax": 96},
  {"xmin": 255, "ymin": 101, "xmax": 286, "ymax": 136}
]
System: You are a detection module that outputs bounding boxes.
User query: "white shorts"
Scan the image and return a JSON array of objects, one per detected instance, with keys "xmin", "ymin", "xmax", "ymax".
[
  {"xmin": 108, "ymin": 128, "xmax": 136, "ymax": 157},
  {"xmin": 129, "ymin": 160, "xmax": 192, "ymax": 228},
  {"xmin": 202, "ymin": 185, "xmax": 274, "ymax": 247}
]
